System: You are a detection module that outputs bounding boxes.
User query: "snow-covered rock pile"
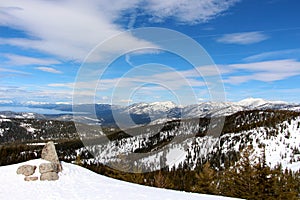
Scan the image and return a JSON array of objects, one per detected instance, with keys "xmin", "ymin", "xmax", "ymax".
[{"xmin": 16, "ymin": 141, "xmax": 61, "ymax": 181}]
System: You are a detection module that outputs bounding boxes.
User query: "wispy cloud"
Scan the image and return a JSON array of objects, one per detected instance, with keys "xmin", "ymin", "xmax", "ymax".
[
  {"xmin": 119, "ymin": 99, "xmax": 133, "ymax": 104},
  {"xmin": 96, "ymin": 0, "xmax": 240, "ymax": 24},
  {"xmin": 244, "ymin": 49, "xmax": 300, "ymax": 62},
  {"xmin": 49, "ymin": 66, "xmax": 208, "ymax": 91},
  {"xmin": 217, "ymin": 31, "xmax": 269, "ymax": 45},
  {"xmin": 142, "ymin": 0, "xmax": 240, "ymax": 24},
  {"xmin": 0, "ymin": 86, "xmax": 73, "ymax": 103},
  {"xmin": 0, "ymin": 0, "xmax": 240, "ymax": 62},
  {"xmin": 0, "ymin": 67, "xmax": 31, "ymax": 76},
  {"xmin": 225, "ymin": 59, "xmax": 300, "ymax": 84},
  {"xmin": 49, "ymin": 63, "xmax": 225, "ymax": 104},
  {"xmin": 8, "ymin": 59, "xmax": 300, "ymax": 103},
  {"xmin": 2, "ymin": 54, "xmax": 60, "ymax": 66},
  {"xmin": 35, "ymin": 67, "xmax": 62, "ymax": 74},
  {"xmin": 0, "ymin": 1, "xmax": 157, "ymax": 62}
]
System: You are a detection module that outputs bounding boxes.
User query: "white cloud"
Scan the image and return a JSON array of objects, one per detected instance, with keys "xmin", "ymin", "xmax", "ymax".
[
  {"xmin": 0, "ymin": 67, "xmax": 31, "ymax": 75},
  {"xmin": 229, "ymin": 59, "xmax": 300, "ymax": 73},
  {"xmin": 49, "ymin": 65, "xmax": 214, "ymax": 105},
  {"xmin": 0, "ymin": 86, "xmax": 73, "ymax": 103},
  {"xmin": 243, "ymin": 49, "xmax": 300, "ymax": 62},
  {"xmin": 0, "ymin": 0, "xmax": 156, "ymax": 62},
  {"xmin": 182, "ymin": 65, "xmax": 232, "ymax": 77},
  {"xmin": 35, "ymin": 67, "xmax": 62, "ymax": 74},
  {"xmin": 48, "ymin": 82, "xmax": 75, "ymax": 88},
  {"xmin": 93, "ymin": 0, "xmax": 239, "ymax": 24},
  {"xmin": 21, "ymin": 59, "xmax": 300, "ymax": 102},
  {"xmin": 142, "ymin": 0, "xmax": 240, "ymax": 24},
  {"xmin": 217, "ymin": 31, "xmax": 269, "ymax": 45},
  {"xmin": 0, "ymin": 0, "xmax": 240, "ymax": 62},
  {"xmin": 119, "ymin": 99, "xmax": 133, "ymax": 103},
  {"xmin": 2, "ymin": 54, "xmax": 60, "ymax": 66},
  {"xmin": 225, "ymin": 59, "xmax": 300, "ymax": 84},
  {"xmin": 49, "ymin": 63, "xmax": 231, "ymax": 96}
]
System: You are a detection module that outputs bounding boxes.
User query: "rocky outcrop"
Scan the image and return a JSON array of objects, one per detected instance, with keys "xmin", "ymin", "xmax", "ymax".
[
  {"xmin": 41, "ymin": 141, "xmax": 62, "ymax": 172},
  {"xmin": 16, "ymin": 141, "xmax": 62, "ymax": 181},
  {"xmin": 16, "ymin": 165, "xmax": 36, "ymax": 176}
]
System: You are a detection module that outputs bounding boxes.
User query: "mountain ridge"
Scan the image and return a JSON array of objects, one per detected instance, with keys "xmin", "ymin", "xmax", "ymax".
[{"xmin": 1, "ymin": 98, "xmax": 299, "ymax": 127}]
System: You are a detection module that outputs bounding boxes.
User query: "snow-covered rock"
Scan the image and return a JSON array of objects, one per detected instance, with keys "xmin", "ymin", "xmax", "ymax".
[
  {"xmin": 24, "ymin": 176, "xmax": 38, "ymax": 181},
  {"xmin": 41, "ymin": 141, "xmax": 62, "ymax": 172},
  {"xmin": 16, "ymin": 165, "xmax": 36, "ymax": 176},
  {"xmin": 40, "ymin": 171, "xmax": 59, "ymax": 181}
]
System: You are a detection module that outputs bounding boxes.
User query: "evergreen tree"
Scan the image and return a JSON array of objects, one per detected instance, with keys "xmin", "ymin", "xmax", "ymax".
[
  {"xmin": 193, "ymin": 161, "xmax": 217, "ymax": 194},
  {"xmin": 275, "ymin": 169, "xmax": 298, "ymax": 199},
  {"xmin": 220, "ymin": 146, "xmax": 259, "ymax": 199},
  {"xmin": 154, "ymin": 170, "xmax": 173, "ymax": 189},
  {"xmin": 130, "ymin": 165, "xmax": 145, "ymax": 185},
  {"xmin": 255, "ymin": 147, "xmax": 275, "ymax": 199}
]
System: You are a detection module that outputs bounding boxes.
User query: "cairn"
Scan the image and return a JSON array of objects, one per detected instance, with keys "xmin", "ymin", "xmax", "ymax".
[{"xmin": 16, "ymin": 141, "xmax": 62, "ymax": 181}]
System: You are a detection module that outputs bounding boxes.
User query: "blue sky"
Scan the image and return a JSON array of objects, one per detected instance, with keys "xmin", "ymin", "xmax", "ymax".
[{"xmin": 0, "ymin": 0, "xmax": 300, "ymax": 105}]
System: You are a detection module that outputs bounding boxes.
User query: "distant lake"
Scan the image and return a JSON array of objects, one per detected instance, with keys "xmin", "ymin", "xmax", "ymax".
[{"xmin": 0, "ymin": 106, "xmax": 72, "ymax": 115}]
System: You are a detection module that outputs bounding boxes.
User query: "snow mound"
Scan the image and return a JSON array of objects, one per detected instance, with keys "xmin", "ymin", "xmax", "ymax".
[{"xmin": 0, "ymin": 159, "xmax": 238, "ymax": 200}]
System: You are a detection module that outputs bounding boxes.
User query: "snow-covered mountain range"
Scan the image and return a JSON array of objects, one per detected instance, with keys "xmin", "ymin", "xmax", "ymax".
[{"xmin": 1, "ymin": 98, "xmax": 298, "ymax": 127}]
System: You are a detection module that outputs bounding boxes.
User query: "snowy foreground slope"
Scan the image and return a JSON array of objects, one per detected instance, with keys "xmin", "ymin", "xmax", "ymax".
[{"xmin": 0, "ymin": 159, "xmax": 238, "ymax": 200}]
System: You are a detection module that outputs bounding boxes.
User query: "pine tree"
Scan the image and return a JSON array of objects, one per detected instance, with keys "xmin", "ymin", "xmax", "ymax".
[
  {"xmin": 129, "ymin": 165, "xmax": 145, "ymax": 185},
  {"xmin": 219, "ymin": 146, "xmax": 259, "ymax": 199},
  {"xmin": 255, "ymin": 147, "xmax": 275, "ymax": 199},
  {"xmin": 75, "ymin": 154, "xmax": 82, "ymax": 166},
  {"xmin": 275, "ymin": 169, "xmax": 298, "ymax": 199},
  {"xmin": 154, "ymin": 170, "xmax": 173, "ymax": 189},
  {"xmin": 154, "ymin": 170, "xmax": 166, "ymax": 188},
  {"xmin": 193, "ymin": 161, "xmax": 217, "ymax": 194},
  {"xmin": 236, "ymin": 146, "xmax": 259, "ymax": 199}
]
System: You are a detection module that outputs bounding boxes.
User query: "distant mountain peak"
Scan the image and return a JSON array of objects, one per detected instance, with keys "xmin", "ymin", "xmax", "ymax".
[
  {"xmin": 237, "ymin": 97, "xmax": 287, "ymax": 108},
  {"xmin": 127, "ymin": 101, "xmax": 177, "ymax": 113},
  {"xmin": 148, "ymin": 101, "xmax": 177, "ymax": 108}
]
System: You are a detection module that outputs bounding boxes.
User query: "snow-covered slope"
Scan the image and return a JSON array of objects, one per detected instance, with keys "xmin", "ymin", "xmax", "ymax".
[
  {"xmin": 73, "ymin": 110, "xmax": 300, "ymax": 173},
  {"xmin": 182, "ymin": 102, "xmax": 245, "ymax": 118},
  {"xmin": 0, "ymin": 159, "xmax": 237, "ymax": 200},
  {"xmin": 219, "ymin": 116, "xmax": 300, "ymax": 171}
]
